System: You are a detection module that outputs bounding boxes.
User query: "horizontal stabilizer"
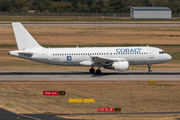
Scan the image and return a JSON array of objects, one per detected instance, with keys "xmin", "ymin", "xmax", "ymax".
[{"xmin": 18, "ymin": 52, "xmax": 33, "ymax": 55}]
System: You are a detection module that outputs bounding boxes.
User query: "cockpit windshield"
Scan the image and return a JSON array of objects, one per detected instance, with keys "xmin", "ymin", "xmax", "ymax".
[{"xmin": 159, "ymin": 51, "xmax": 165, "ymax": 54}]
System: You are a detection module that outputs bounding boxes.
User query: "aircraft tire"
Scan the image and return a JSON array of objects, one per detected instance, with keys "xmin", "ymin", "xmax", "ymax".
[
  {"xmin": 89, "ymin": 68, "xmax": 95, "ymax": 74},
  {"xmin": 96, "ymin": 70, "xmax": 101, "ymax": 74},
  {"xmin": 148, "ymin": 70, "xmax": 152, "ymax": 74}
]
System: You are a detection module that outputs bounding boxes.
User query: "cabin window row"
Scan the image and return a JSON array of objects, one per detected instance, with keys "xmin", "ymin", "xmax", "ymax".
[
  {"xmin": 53, "ymin": 52, "xmax": 148, "ymax": 56},
  {"xmin": 53, "ymin": 53, "xmax": 108, "ymax": 56}
]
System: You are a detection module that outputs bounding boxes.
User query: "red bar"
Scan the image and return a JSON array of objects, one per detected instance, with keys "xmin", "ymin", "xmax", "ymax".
[
  {"xmin": 98, "ymin": 108, "xmax": 114, "ymax": 112},
  {"xmin": 43, "ymin": 91, "xmax": 59, "ymax": 96}
]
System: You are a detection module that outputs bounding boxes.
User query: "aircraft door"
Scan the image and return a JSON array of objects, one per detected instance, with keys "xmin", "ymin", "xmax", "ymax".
[
  {"xmin": 149, "ymin": 48, "xmax": 154, "ymax": 58},
  {"xmin": 42, "ymin": 50, "xmax": 47, "ymax": 60}
]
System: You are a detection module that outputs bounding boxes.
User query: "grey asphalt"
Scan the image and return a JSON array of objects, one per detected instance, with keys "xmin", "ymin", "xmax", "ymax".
[
  {"xmin": 1, "ymin": 23, "xmax": 180, "ymax": 26},
  {"xmin": 1, "ymin": 107, "xmax": 180, "ymax": 120},
  {"xmin": 0, "ymin": 108, "xmax": 79, "ymax": 120},
  {"xmin": 0, "ymin": 71, "xmax": 179, "ymax": 82}
]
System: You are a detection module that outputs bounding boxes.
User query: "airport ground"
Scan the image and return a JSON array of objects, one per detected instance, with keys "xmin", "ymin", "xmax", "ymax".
[
  {"xmin": 0, "ymin": 81, "xmax": 180, "ymax": 120},
  {"xmin": 0, "ymin": 20, "xmax": 180, "ymax": 119}
]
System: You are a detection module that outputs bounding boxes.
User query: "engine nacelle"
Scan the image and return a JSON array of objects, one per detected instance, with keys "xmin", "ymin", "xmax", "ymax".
[{"xmin": 104, "ymin": 61, "xmax": 129, "ymax": 71}]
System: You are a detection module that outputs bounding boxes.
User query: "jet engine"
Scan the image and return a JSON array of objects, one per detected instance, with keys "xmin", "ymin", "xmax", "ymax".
[{"xmin": 104, "ymin": 61, "xmax": 129, "ymax": 71}]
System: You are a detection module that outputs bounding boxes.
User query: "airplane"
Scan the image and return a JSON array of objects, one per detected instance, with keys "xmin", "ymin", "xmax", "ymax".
[{"xmin": 9, "ymin": 22, "xmax": 172, "ymax": 74}]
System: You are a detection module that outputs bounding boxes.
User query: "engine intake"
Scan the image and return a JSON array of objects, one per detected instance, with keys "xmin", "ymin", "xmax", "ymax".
[{"xmin": 104, "ymin": 61, "xmax": 129, "ymax": 71}]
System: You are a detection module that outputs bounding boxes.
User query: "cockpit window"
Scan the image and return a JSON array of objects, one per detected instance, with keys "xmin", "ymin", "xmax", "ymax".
[{"xmin": 159, "ymin": 51, "xmax": 165, "ymax": 54}]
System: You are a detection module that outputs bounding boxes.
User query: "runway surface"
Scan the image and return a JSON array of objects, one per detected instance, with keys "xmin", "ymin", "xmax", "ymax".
[
  {"xmin": 1, "ymin": 23, "xmax": 180, "ymax": 26},
  {"xmin": 0, "ymin": 108, "xmax": 77, "ymax": 120},
  {"xmin": 1, "ymin": 107, "xmax": 180, "ymax": 120},
  {"xmin": 0, "ymin": 71, "xmax": 179, "ymax": 81}
]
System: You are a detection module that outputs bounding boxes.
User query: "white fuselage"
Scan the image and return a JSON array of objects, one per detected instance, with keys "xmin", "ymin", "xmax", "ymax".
[{"xmin": 10, "ymin": 46, "xmax": 172, "ymax": 67}]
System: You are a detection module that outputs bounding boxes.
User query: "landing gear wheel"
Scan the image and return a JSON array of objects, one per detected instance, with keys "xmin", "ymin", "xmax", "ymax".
[
  {"xmin": 147, "ymin": 64, "xmax": 152, "ymax": 74},
  {"xmin": 96, "ymin": 69, "xmax": 101, "ymax": 74},
  {"xmin": 89, "ymin": 67, "xmax": 95, "ymax": 74},
  {"xmin": 148, "ymin": 70, "xmax": 152, "ymax": 74}
]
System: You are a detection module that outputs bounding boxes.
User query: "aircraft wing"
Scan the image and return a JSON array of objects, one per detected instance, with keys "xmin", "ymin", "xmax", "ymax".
[
  {"xmin": 91, "ymin": 56, "xmax": 127, "ymax": 65},
  {"xmin": 79, "ymin": 56, "xmax": 127, "ymax": 66}
]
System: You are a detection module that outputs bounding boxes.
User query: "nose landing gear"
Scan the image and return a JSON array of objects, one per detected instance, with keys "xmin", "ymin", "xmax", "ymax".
[{"xmin": 148, "ymin": 64, "xmax": 152, "ymax": 74}]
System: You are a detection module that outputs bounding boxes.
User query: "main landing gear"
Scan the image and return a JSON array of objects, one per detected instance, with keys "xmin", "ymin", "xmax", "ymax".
[
  {"xmin": 89, "ymin": 67, "xmax": 102, "ymax": 74},
  {"xmin": 148, "ymin": 64, "xmax": 152, "ymax": 74},
  {"xmin": 89, "ymin": 67, "xmax": 95, "ymax": 74},
  {"xmin": 96, "ymin": 69, "xmax": 101, "ymax": 74}
]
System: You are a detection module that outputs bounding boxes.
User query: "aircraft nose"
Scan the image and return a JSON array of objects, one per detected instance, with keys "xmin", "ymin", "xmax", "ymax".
[{"xmin": 166, "ymin": 54, "xmax": 172, "ymax": 61}]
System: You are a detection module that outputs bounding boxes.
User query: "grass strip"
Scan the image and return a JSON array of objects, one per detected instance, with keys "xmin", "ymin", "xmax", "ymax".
[
  {"xmin": 1, "ymin": 16, "xmax": 180, "ymax": 23},
  {"xmin": 2, "ymin": 44, "xmax": 180, "ymax": 48}
]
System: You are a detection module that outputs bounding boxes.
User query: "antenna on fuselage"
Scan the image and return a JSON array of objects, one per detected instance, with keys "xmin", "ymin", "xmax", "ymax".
[{"xmin": 147, "ymin": 45, "xmax": 149, "ymax": 47}]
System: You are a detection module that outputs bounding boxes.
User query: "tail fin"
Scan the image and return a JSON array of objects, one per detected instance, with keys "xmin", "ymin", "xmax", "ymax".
[{"xmin": 12, "ymin": 22, "xmax": 43, "ymax": 50}]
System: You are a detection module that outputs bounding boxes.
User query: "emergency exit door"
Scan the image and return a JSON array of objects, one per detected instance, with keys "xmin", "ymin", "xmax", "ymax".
[{"xmin": 149, "ymin": 48, "xmax": 154, "ymax": 58}]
